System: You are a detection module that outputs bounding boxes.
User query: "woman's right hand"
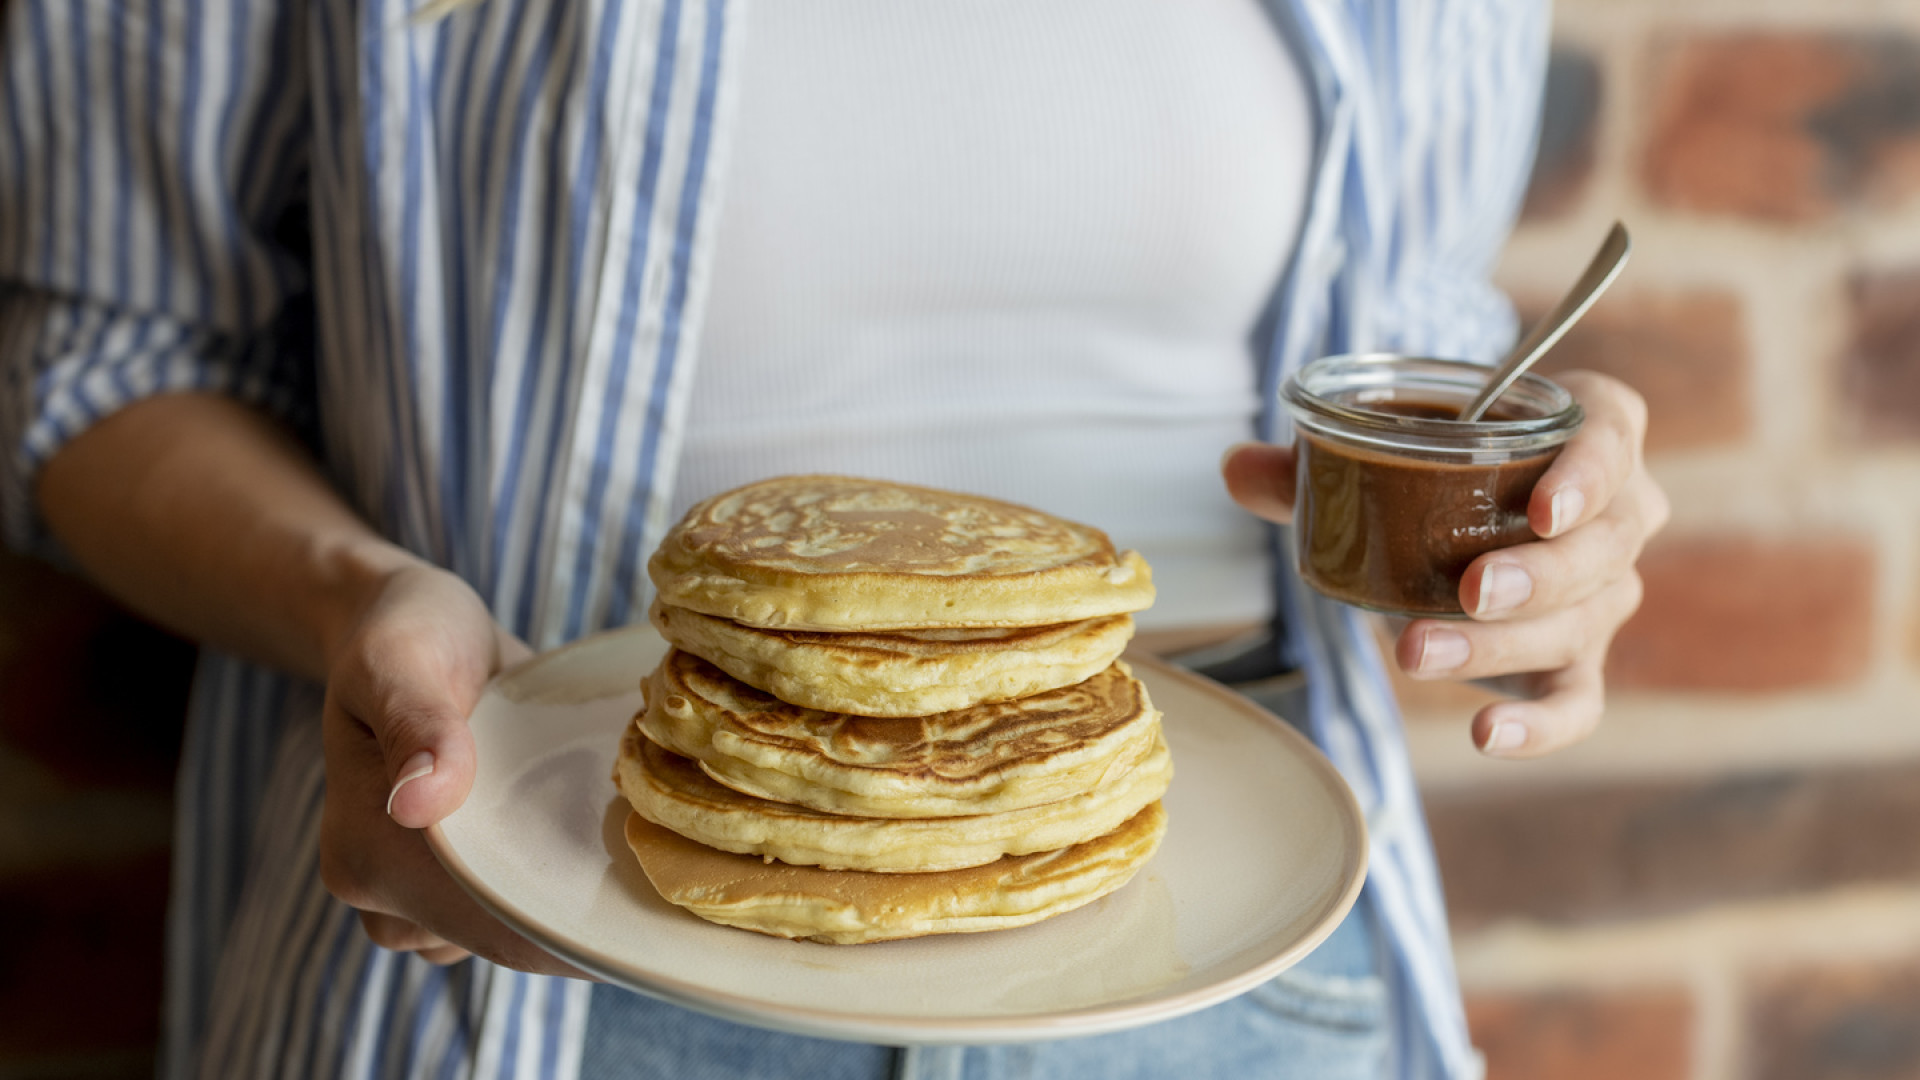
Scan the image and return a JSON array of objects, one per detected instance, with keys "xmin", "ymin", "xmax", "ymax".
[
  {"xmin": 30, "ymin": 394, "xmax": 580, "ymax": 972},
  {"xmin": 316, "ymin": 562, "xmax": 583, "ymax": 974}
]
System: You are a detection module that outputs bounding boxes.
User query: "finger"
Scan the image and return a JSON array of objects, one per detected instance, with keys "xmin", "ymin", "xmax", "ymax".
[
  {"xmin": 376, "ymin": 620, "xmax": 539, "ymax": 825},
  {"xmin": 1529, "ymin": 371, "xmax": 1648, "ymax": 538},
  {"xmin": 332, "ymin": 633, "xmax": 482, "ymax": 830},
  {"xmin": 1468, "ymin": 658, "xmax": 1607, "ymax": 759},
  {"xmin": 390, "ymin": 859, "xmax": 586, "ymax": 976},
  {"xmin": 377, "ymin": 624, "xmax": 534, "ymax": 827},
  {"xmin": 357, "ymin": 913, "xmax": 485, "ymax": 968},
  {"xmin": 1460, "ymin": 470, "xmax": 1665, "ymax": 620},
  {"xmin": 1397, "ymin": 569, "xmax": 1643, "ymax": 681},
  {"xmin": 320, "ymin": 692, "xmax": 415, "ymax": 912},
  {"xmin": 419, "ymin": 944, "xmax": 474, "ymax": 966},
  {"xmin": 360, "ymin": 910, "xmax": 454, "ymax": 954},
  {"xmin": 323, "ymin": 702, "xmax": 586, "ymax": 977},
  {"xmin": 373, "ymin": 678, "xmax": 478, "ymax": 830},
  {"xmin": 495, "ymin": 627, "xmax": 535, "ymax": 670},
  {"xmin": 1221, "ymin": 441, "xmax": 1296, "ymax": 524}
]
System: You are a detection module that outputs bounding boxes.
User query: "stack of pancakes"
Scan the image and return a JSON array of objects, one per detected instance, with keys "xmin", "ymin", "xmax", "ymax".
[{"xmin": 615, "ymin": 474, "xmax": 1170, "ymax": 944}]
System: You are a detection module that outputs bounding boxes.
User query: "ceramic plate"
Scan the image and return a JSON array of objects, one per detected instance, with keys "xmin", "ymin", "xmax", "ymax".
[{"xmin": 427, "ymin": 626, "xmax": 1366, "ymax": 1045}]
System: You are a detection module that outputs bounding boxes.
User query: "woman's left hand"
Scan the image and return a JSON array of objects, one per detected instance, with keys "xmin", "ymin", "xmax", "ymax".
[{"xmin": 1223, "ymin": 369, "xmax": 1670, "ymax": 758}]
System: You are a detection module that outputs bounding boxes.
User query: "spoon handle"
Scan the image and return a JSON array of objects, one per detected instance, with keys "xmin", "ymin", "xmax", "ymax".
[{"xmin": 1457, "ymin": 221, "xmax": 1632, "ymax": 422}]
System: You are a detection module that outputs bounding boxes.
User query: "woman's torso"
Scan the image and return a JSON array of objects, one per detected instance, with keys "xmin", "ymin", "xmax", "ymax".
[{"xmin": 675, "ymin": 0, "xmax": 1313, "ymax": 631}]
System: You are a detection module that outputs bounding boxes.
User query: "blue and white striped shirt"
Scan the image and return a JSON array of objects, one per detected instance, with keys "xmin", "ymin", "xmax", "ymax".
[{"xmin": 0, "ymin": 2, "xmax": 1545, "ymax": 1077}]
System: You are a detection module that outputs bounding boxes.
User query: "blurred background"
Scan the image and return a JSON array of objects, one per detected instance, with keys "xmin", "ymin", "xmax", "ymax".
[
  {"xmin": 4, "ymin": 0, "xmax": 1920, "ymax": 1077},
  {"xmin": 1398, "ymin": 1, "xmax": 1920, "ymax": 1078}
]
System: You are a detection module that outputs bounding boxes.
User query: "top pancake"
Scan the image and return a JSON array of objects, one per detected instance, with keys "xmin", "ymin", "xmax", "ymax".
[{"xmin": 648, "ymin": 475, "xmax": 1155, "ymax": 631}]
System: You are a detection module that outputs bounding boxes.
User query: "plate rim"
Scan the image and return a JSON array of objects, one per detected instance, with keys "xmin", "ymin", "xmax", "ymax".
[{"xmin": 426, "ymin": 625, "xmax": 1369, "ymax": 1044}]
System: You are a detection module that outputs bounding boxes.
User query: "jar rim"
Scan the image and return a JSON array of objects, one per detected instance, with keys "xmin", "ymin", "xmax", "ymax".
[{"xmin": 1281, "ymin": 353, "xmax": 1582, "ymax": 454}]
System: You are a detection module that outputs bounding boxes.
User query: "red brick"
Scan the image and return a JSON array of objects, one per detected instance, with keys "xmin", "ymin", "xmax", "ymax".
[
  {"xmin": 1608, "ymin": 534, "xmax": 1874, "ymax": 692},
  {"xmin": 1468, "ymin": 987, "xmax": 1693, "ymax": 1080},
  {"xmin": 1520, "ymin": 289, "xmax": 1751, "ymax": 454},
  {"xmin": 1642, "ymin": 34, "xmax": 1920, "ymax": 222},
  {"xmin": 0, "ymin": 853, "xmax": 169, "ymax": 1058},
  {"xmin": 1521, "ymin": 45, "xmax": 1602, "ymax": 222},
  {"xmin": 0, "ymin": 1050, "xmax": 155, "ymax": 1078},
  {"xmin": 0, "ymin": 551, "xmax": 192, "ymax": 791},
  {"xmin": 1429, "ymin": 761, "xmax": 1920, "ymax": 929},
  {"xmin": 1841, "ymin": 269, "xmax": 1920, "ymax": 444},
  {"xmin": 0, "ymin": 788, "xmax": 175, "ymax": 876},
  {"xmin": 1748, "ymin": 959, "xmax": 1920, "ymax": 1080}
]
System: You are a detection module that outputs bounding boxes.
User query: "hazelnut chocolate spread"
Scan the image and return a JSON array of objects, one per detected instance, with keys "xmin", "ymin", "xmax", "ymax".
[{"xmin": 1293, "ymin": 397, "xmax": 1553, "ymax": 617}]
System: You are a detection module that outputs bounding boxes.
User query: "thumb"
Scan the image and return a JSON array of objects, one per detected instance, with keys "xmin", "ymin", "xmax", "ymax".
[
  {"xmin": 372, "ymin": 678, "xmax": 481, "ymax": 830},
  {"xmin": 1221, "ymin": 441, "xmax": 1297, "ymax": 524}
]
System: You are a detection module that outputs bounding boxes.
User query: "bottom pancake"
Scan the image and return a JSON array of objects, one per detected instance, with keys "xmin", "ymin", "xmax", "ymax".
[{"xmin": 623, "ymin": 801, "xmax": 1167, "ymax": 945}]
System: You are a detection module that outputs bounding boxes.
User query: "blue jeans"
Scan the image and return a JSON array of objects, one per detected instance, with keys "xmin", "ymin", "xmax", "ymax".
[{"xmin": 581, "ymin": 890, "xmax": 1388, "ymax": 1079}]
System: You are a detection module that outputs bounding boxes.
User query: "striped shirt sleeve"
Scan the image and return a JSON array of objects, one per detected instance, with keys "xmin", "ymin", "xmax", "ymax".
[{"xmin": 0, "ymin": 0, "xmax": 315, "ymax": 555}]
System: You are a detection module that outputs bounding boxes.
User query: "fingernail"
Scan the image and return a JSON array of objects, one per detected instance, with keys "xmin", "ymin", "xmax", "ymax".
[
  {"xmin": 1549, "ymin": 488, "xmax": 1585, "ymax": 537},
  {"xmin": 1480, "ymin": 719, "xmax": 1528, "ymax": 754},
  {"xmin": 386, "ymin": 751, "xmax": 435, "ymax": 817},
  {"xmin": 1475, "ymin": 563, "xmax": 1534, "ymax": 616},
  {"xmin": 1416, "ymin": 628, "xmax": 1470, "ymax": 673}
]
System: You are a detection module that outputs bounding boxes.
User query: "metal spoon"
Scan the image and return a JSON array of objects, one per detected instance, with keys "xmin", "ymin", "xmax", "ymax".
[{"xmin": 1456, "ymin": 221, "xmax": 1632, "ymax": 422}]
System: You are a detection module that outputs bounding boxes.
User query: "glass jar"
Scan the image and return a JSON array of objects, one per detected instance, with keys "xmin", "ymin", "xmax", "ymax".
[{"xmin": 1279, "ymin": 354, "xmax": 1583, "ymax": 618}]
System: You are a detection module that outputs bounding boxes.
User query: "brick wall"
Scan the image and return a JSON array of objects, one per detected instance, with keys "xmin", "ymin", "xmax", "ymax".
[
  {"xmin": 1402, "ymin": 3, "xmax": 1920, "ymax": 1078},
  {"xmin": 0, "ymin": 552, "xmax": 191, "ymax": 1078}
]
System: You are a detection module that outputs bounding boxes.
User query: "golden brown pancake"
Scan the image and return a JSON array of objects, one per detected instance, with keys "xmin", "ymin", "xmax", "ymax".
[
  {"xmin": 650, "ymin": 600, "xmax": 1134, "ymax": 717},
  {"xmin": 638, "ymin": 649, "xmax": 1161, "ymax": 818},
  {"xmin": 624, "ymin": 800, "xmax": 1167, "ymax": 944},
  {"xmin": 647, "ymin": 475, "xmax": 1154, "ymax": 631},
  {"xmin": 616, "ymin": 724, "xmax": 1172, "ymax": 872}
]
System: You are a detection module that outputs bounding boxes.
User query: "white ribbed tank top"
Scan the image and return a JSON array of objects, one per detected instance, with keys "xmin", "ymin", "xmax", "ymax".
[{"xmin": 674, "ymin": 0, "xmax": 1313, "ymax": 630}]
